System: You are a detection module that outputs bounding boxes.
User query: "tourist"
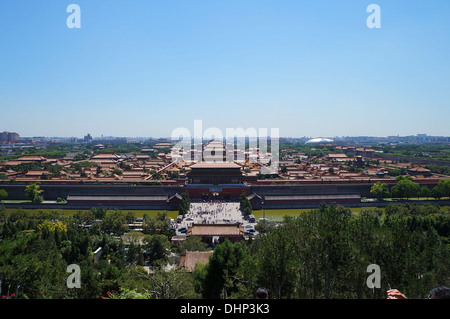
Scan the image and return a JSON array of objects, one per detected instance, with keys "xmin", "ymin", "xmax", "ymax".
[
  {"xmin": 256, "ymin": 287, "xmax": 268, "ymax": 299},
  {"xmin": 387, "ymin": 286, "xmax": 450, "ymax": 299}
]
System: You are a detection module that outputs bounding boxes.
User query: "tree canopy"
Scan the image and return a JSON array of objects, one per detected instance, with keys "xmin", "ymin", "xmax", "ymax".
[{"xmin": 0, "ymin": 203, "xmax": 448, "ymax": 299}]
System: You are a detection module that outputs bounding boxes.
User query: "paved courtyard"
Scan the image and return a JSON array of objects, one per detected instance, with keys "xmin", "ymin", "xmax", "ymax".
[{"xmin": 174, "ymin": 201, "xmax": 257, "ymax": 236}]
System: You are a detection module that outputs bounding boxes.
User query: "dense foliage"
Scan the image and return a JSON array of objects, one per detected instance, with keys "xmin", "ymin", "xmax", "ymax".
[
  {"xmin": 377, "ymin": 144, "xmax": 450, "ymax": 162},
  {"xmin": 239, "ymin": 191, "xmax": 252, "ymax": 217},
  {"xmin": 178, "ymin": 191, "xmax": 191, "ymax": 216},
  {"xmin": 0, "ymin": 203, "xmax": 449, "ymax": 299},
  {"xmin": 369, "ymin": 178, "xmax": 450, "ymax": 200}
]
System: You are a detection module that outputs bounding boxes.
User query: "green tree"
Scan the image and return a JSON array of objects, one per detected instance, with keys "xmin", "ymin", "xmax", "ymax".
[
  {"xmin": 370, "ymin": 182, "xmax": 390, "ymax": 200},
  {"xmin": 91, "ymin": 207, "xmax": 107, "ymax": 219},
  {"xmin": 256, "ymin": 224, "xmax": 298, "ymax": 299},
  {"xmin": 143, "ymin": 212, "xmax": 171, "ymax": 236},
  {"xmin": 178, "ymin": 236, "xmax": 208, "ymax": 254},
  {"xmin": 147, "ymin": 267, "xmax": 199, "ymax": 299},
  {"xmin": 294, "ymin": 204, "xmax": 351, "ymax": 299},
  {"xmin": 419, "ymin": 186, "xmax": 431, "ymax": 199},
  {"xmin": 144, "ymin": 234, "xmax": 170, "ymax": 265},
  {"xmin": 0, "ymin": 233, "xmax": 68, "ymax": 299},
  {"xmin": 391, "ymin": 179, "xmax": 420, "ymax": 200},
  {"xmin": 395, "ymin": 174, "xmax": 413, "ymax": 182},
  {"xmin": 101, "ymin": 210, "xmax": 128, "ymax": 236},
  {"xmin": 200, "ymin": 240, "xmax": 250, "ymax": 299},
  {"xmin": 106, "ymin": 288, "xmax": 152, "ymax": 299},
  {"xmin": 239, "ymin": 191, "xmax": 252, "ymax": 217},
  {"xmin": 249, "ymin": 203, "xmax": 449, "ymax": 299},
  {"xmin": 112, "ymin": 168, "xmax": 123, "ymax": 176},
  {"xmin": 0, "ymin": 189, "xmax": 8, "ymax": 201},
  {"xmin": 434, "ymin": 179, "xmax": 450, "ymax": 198},
  {"xmin": 346, "ymin": 209, "xmax": 387, "ymax": 299},
  {"xmin": 254, "ymin": 219, "xmax": 276, "ymax": 234},
  {"xmin": 126, "ymin": 241, "xmax": 138, "ymax": 265},
  {"xmin": 25, "ymin": 183, "xmax": 44, "ymax": 203},
  {"xmin": 178, "ymin": 191, "xmax": 190, "ymax": 216},
  {"xmin": 431, "ymin": 186, "xmax": 444, "ymax": 200},
  {"xmin": 0, "ymin": 205, "xmax": 6, "ymax": 222}
]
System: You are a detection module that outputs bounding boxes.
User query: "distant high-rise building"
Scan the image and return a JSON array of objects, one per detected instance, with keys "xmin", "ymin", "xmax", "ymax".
[
  {"xmin": 0, "ymin": 132, "xmax": 8, "ymax": 142},
  {"xmin": 84, "ymin": 133, "xmax": 93, "ymax": 143},
  {"xmin": 8, "ymin": 132, "xmax": 19, "ymax": 142},
  {"xmin": 0, "ymin": 131, "xmax": 20, "ymax": 143}
]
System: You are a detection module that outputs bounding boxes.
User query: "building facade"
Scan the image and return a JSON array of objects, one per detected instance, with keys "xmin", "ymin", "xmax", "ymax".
[{"xmin": 187, "ymin": 162, "xmax": 243, "ymax": 185}]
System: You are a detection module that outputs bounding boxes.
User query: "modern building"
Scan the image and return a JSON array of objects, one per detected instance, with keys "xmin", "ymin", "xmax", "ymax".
[
  {"xmin": 305, "ymin": 137, "xmax": 334, "ymax": 144},
  {"xmin": 0, "ymin": 131, "xmax": 20, "ymax": 143},
  {"xmin": 83, "ymin": 134, "xmax": 93, "ymax": 143}
]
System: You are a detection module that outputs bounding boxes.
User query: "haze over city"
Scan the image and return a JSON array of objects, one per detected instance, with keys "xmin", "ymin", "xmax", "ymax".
[
  {"xmin": 1, "ymin": 1, "xmax": 450, "ymax": 308},
  {"xmin": 1, "ymin": 0, "xmax": 449, "ymax": 138}
]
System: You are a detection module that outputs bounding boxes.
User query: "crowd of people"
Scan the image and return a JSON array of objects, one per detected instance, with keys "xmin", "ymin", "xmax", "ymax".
[{"xmin": 182, "ymin": 200, "xmax": 244, "ymax": 226}]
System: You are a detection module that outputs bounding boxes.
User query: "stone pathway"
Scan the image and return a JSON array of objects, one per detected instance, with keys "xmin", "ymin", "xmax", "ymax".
[{"xmin": 174, "ymin": 201, "xmax": 257, "ymax": 235}]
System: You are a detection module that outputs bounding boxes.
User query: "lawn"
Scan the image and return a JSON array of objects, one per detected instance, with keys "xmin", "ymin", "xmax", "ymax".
[
  {"xmin": 384, "ymin": 197, "xmax": 450, "ymax": 201},
  {"xmin": 252, "ymin": 206, "xmax": 450, "ymax": 221},
  {"xmin": 251, "ymin": 208, "xmax": 376, "ymax": 221},
  {"xmin": 1, "ymin": 200, "xmax": 32, "ymax": 204},
  {"xmin": 252, "ymin": 209, "xmax": 310, "ymax": 221},
  {"xmin": 3, "ymin": 205, "xmax": 449, "ymax": 222},
  {"xmin": 3, "ymin": 208, "xmax": 179, "ymax": 219}
]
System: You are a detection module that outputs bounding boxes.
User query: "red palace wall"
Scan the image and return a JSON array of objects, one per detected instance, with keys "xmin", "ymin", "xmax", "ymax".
[{"xmin": 184, "ymin": 186, "xmax": 250, "ymax": 199}]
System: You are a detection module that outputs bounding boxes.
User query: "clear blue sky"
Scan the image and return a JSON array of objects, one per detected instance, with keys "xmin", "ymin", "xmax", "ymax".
[{"xmin": 1, "ymin": 0, "xmax": 449, "ymax": 138}]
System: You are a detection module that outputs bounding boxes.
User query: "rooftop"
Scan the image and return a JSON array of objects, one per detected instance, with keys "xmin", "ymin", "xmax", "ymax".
[
  {"xmin": 179, "ymin": 251, "xmax": 213, "ymax": 272},
  {"xmin": 17, "ymin": 155, "xmax": 47, "ymax": 161},
  {"xmin": 408, "ymin": 166, "xmax": 431, "ymax": 172},
  {"xmin": 305, "ymin": 138, "xmax": 334, "ymax": 144},
  {"xmin": 67, "ymin": 195, "xmax": 168, "ymax": 201},
  {"xmin": 327, "ymin": 153, "xmax": 348, "ymax": 158},
  {"xmin": 190, "ymin": 162, "xmax": 241, "ymax": 169},
  {"xmin": 264, "ymin": 194, "xmax": 361, "ymax": 201},
  {"xmin": 188, "ymin": 223, "xmax": 244, "ymax": 236}
]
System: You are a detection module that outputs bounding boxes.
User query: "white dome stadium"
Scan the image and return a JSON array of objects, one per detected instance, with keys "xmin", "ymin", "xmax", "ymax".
[{"xmin": 305, "ymin": 138, "xmax": 334, "ymax": 144}]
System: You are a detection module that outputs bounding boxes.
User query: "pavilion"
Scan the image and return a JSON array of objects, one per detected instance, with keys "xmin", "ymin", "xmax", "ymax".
[
  {"xmin": 187, "ymin": 162, "xmax": 243, "ymax": 185},
  {"xmin": 185, "ymin": 162, "xmax": 248, "ymax": 200}
]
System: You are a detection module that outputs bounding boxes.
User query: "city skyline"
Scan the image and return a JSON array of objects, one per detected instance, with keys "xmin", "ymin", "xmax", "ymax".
[
  {"xmin": 1, "ymin": 1, "xmax": 449, "ymax": 138},
  {"xmin": 2, "ymin": 130, "xmax": 449, "ymax": 141}
]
